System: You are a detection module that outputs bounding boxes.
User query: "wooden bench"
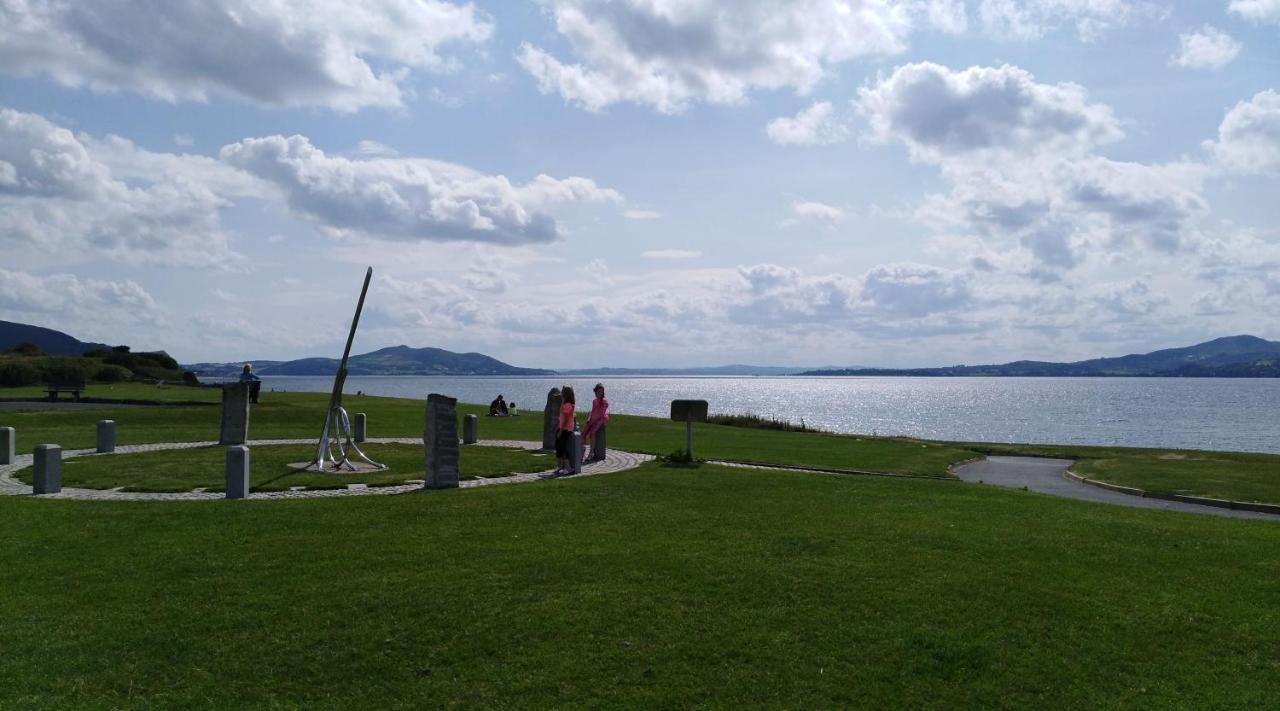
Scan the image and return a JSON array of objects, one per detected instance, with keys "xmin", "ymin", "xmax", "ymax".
[{"xmin": 45, "ymin": 382, "xmax": 86, "ymax": 402}]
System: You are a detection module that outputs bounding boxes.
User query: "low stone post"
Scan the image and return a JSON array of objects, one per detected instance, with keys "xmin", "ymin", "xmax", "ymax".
[
  {"xmin": 0, "ymin": 427, "xmax": 14, "ymax": 466},
  {"xmin": 462, "ymin": 414, "xmax": 478, "ymax": 444},
  {"xmin": 33, "ymin": 444, "xmax": 62, "ymax": 494},
  {"xmin": 354, "ymin": 413, "xmax": 367, "ymax": 443},
  {"xmin": 591, "ymin": 425, "xmax": 606, "ymax": 462},
  {"xmin": 570, "ymin": 432, "xmax": 583, "ymax": 475},
  {"xmin": 424, "ymin": 394, "xmax": 460, "ymax": 489},
  {"xmin": 96, "ymin": 420, "xmax": 116, "ymax": 453},
  {"xmin": 225, "ymin": 445, "xmax": 249, "ymax": 500},
  {"xmin": 219, "ymin": 382, "xmax": 251, "ymax": 446},
  {"xmin": 542, "ymin": 387, "xmax": 562, "ymax": 450}
]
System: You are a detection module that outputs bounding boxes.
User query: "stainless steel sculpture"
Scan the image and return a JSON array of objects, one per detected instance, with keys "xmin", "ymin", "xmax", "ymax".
[{"xmin": 303, "ymin": 267, "xmax": 385, "ymax": 472}]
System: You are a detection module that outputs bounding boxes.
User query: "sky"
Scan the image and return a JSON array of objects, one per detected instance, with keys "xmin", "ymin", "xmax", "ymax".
[{"xmin": 1, "ymin": 0, "xmax": 1278, "ymax": 369}]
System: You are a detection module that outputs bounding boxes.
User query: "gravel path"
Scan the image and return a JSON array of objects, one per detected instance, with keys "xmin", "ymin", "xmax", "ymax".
[
  {"xmin": 953, "ymin": 456, "xmax": 1280, "ymax": 520},
  {"xmin": 0, "ymin": 438, "xmax": 653, "ymax": 502}
]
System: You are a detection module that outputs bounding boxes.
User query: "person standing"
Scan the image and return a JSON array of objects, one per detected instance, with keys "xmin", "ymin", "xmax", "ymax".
[
  {"xmin": 239, "ymin": 363, "xmax": 262, "ymax": 404},
  {"xmin": 582, "ymin": 383, "xmax": 609, "ymax": 461},
  {"xmin": 555, "ymin": 385, "xmax": 577, "ymax": 475}
]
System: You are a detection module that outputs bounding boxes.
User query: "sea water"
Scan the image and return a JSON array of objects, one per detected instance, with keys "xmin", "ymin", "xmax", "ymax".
[{"xmin": 256, "ymin": 375, "xmax": 1280, "ymax": 455}]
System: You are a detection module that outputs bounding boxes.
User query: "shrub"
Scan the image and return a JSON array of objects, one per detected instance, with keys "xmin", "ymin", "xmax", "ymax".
[
  {"xmin": 38, "ymin": 359, "xmax": 91, "ymax": 385},
  {"xmin": 0, "ymin": 361, "xmax": 41, "ymax": 387},
  {"xmin": 8, "ymin": 342, "xmax": 45, "ymax": 356},
  {"xmin": 706, "ymin": 413, "xmax": 821, "ymax": 433},
  {"xmin": 94, "ymin": 364, "xmax": 134, "ymax": 383},
  {"xmin": 182, "ymin": 371, "xmax": 201, "ymax": 386}
]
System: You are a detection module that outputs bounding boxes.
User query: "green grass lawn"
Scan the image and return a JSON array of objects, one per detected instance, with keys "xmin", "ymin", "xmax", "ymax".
[
  {"xmin": 5, "ymin": 384, "xmax": 1280, "ymax": 502},
  {"xmin": 1, "ymin": 464, "xmax": 1278, "ymax": 707},
  {"xmin": 12, "ymin": 443, "xmax": 551, "ymax": 492}
]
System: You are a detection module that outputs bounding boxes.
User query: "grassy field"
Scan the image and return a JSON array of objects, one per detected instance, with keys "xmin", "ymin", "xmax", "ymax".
[
  {"xmin": 2, "ymin": 464, "xmax": 1279, "ymax": 707},
  {"xmin": 13, "ymin": 443, "xmax": 551, "ymax": 492}
]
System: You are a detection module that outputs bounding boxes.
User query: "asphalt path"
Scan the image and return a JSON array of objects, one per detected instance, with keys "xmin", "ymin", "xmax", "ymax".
[
  {"xmin": 953, "ymin": 456, "xmax": 1280, "ymax": 521},
  {"xmin": 0, "ymin": 400, "xmax": 146, "ymax": 411}
]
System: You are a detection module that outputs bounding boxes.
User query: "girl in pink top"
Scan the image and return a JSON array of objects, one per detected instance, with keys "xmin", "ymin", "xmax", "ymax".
[
  {"xmin": 582, "ymin": 383, "xmax": 609, "ymax": 460},
  {"xmin": 555, "ymin": 385, "xmax": 577, "ymax": 474}
]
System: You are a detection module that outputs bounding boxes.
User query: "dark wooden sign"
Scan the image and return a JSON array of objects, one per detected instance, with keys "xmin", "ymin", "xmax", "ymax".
[{"xmin": 670, "ymin": 399, "xmax": 708, "ymax": 423}]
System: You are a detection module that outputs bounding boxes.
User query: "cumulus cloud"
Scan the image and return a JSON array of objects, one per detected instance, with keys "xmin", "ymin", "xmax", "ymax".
[
  {"xmin": 623, "ymin": 209, "xmax": 662, "ymax": 220},
  {"xmin": 518, "ymin": 0, "xmax": 926, "ymax": 113},
  {"xmin": 978, "ymin": 0, "xmax": 1142, "ymax": 41},
  {"xmin": 783, "ymin": 200, "xmax": 847, "ymax": 228},
  {"xmin": 0, "ymin": 0, "xmax": 492, "ymax": 112},
  {"xmin": 0, "ymin": 107, "xmax": 242, "ymax": 267},
  {"xmin": 1171, "ymin": 26, "xmax": 1241, "ymax": 70},
  {"xmin": 767, "ymin": 102, "xmax": 850, "ymax": 146},
  {"xmin": 1204, "ymin": 90, "xmax": 1280, "ymax": 175},
  {"xmin": 857, "ymin": 62, "xmax": 1122, "ymax": 163},
  {"xmin": 0, "ymin": 267, "xmax": 158, "ymax": 317},
  {"xmin": 1229, "ymin": 0, "xmax": 1280, "ymax": 24},
  {"xmin": 220, "ymin": 134, "xmax": 620, "ymax": 245}
]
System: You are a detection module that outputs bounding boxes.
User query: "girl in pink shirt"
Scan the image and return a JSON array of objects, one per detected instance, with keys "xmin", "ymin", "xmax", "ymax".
[
  {"xmin": 555, "ymin": 385, "xmax": 577, "ymax": 474},
  {"xmin": 582, "ymin": 383, "xmax": 609, "ymax": 461}
]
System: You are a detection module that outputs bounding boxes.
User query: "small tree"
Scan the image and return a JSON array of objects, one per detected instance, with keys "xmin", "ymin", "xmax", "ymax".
[{"xmin": 8, "ymin": 342, "xmax": 44, "ymax": 356}]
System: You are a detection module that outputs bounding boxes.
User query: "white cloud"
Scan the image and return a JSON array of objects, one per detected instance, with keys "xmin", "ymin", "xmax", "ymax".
[
  {"xmin": 978, "ymin": 0, "xmax": 1142, "ymax": 41},
  {"xmin": 642, "ymin": 249, "xmax": 701, "ymax": 259},
  {"xmin": 784, "ymin": 200, "xmax": 847, "ymax": 228},
  {"xmin": 767, "ymin": 102, "xmax": 850, "ymax": 146},
  {"xmin": 623, "ymin": 209, "xmax": 662, "ymax": 220},
  {"xmin": 1172, "ymin": 26, "xmax": 1241, "ymax": 70},
  {"xmin": 0, "ymin": 107, "xmax": 243, "ymax": 267},
  {"xmin": 518, "ymin": 0, "xmax": 921, "ymax": 113},
  {"xmin": 354, "ymin": 140, "xmax": 400, "ymax": 158},
  {"xmin": 1204, "ymin": 90, "xmax": 1280, "ymax": 175},
  {"xmin": 858, "ymin": 63, "xmax": 1209, "ymax": 277},
  {"xmin": 220, "ymin": 134, "xmax": 621, "ymax": 245},
  {"xmin": 857, "ymin": 62, "xmax": 1122, "ymax": 163},
  {"xmin": 1229, "ymin": 0, "xmax": 1280, "ymax": 24},
  {"xmin": 0, "ymin": 268, "xmax": 158, "ymax": 317},
  {"xmin": 861, "ymin": 262, "xmax": 972, "ymax": 317},
  {"xmin": 0, "ymin": 0, "xmax": 492, "ymax": 112}
]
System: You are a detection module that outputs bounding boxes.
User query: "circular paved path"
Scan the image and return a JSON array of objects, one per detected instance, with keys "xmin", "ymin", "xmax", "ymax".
[
  {"xmin": 0, "ymin": 438, "xmax": 653, "ymax": 502},
  {"xmin": 953, "ymin": 456, "xmax": 1280, "ymax": 521}
]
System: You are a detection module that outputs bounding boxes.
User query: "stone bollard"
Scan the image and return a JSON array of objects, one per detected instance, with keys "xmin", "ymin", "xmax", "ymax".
[
  {"xmin": 0, "ymin": 427, "xmax": 14, "ymax": 466},
  {"xmin": 225, "ymin": 445, "xmax": 249, "ymax": 500},
  {"xmin": 96, "ymin": 420, "xmax": 116, "ymax": 453},
  {"xmin": 354, "ymin": 413, "xmax": 367, "ymax": 443},
  {"xmin": 542, "ymin": 387, "xmax": 562, "ymax": 450},
  {"xmin": 462, "ymin": 414, "xmax": 478, "ymax": 444},
  {"xmin": 570, "ymin": 431, "xmax": 583, "ymax": 475},
  {"xmin": 424, "ymin": 394, "xmax": 460, "ymax": 489},
  {"xmin": 219, "ymin": 382, "xmax": 251, "ymax": 445},
  {"xmin": 33, "ymin": 444, "xmax": 62, "ymax": 494},
  {"xmin": 591, "ymin": 424, "xmax": 607, "ymax": 462}
]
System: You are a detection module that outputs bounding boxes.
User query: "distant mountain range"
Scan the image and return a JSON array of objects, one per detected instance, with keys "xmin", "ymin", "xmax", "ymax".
[
  {"xmin": 0, "ymin": 320, "xmax": 108, "ymax": 355},
  {"xmin": 561, "ymin": 365, "xmax": 838, "ymax": 376},
  {"xmin": 186, "ymin": 345, "xmax": 555, "ymax": 377},
  {"xmin": 802, "ymin": 335, "xmax": 1280, "ymax": 378}
]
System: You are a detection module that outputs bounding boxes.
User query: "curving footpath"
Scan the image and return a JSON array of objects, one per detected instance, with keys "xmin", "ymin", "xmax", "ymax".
[
  {"xmin": 0, "ymin": 438, "xmax": 653, "ymax": 502},
  {"xmin": 953, "ymin": 456, "xmax": 1280, "ymax": 521}
]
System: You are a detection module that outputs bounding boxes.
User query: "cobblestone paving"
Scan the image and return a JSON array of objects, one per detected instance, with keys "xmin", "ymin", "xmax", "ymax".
[{"xmin": 0, "ymin": 438, "xmax": 653, "ymax": 502}]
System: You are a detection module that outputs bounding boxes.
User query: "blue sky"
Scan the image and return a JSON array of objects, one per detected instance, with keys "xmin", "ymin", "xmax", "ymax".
[{"xmin": 1, "ymin": 0, "xmax": 1278, "ymax": 368}]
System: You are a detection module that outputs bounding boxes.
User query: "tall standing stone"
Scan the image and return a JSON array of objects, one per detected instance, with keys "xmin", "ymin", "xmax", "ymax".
[
  {"xmin": 0, "ymin": 427, "xmax": 14, "ymax": 466},
  {"xmin": 96, "ymin": 420, "xmax": 116, "ymax": 453},
  {"xmin": 33, "ymin": 444, "xmax": 62, "ymax": 494},
  {"xmin": 219, "ymin": 382, "xmax": 251, "ymax": 446},
  {"xmin": 570, "ymin": 431, "xmax": 583, "ymax": 475},
  {"xmin": 225, "ymin": 445, "xmax": 249, "ymax": 500},
  {"xmin": 354, "ymin": 413, "xmax": 367, "ymax": 443},
  {"xmin": 462, "ymin": 414, "xmax": 478, "ymax": 444},
  {"xmin": 590, "ymin": 425, "xmax": 607, "ymax": 462},
  {"xmin": 542, "ymin": 387, "xmax": 562, "ymax": 450},
  {"xmin": 424, "ymin": 394, "xmax": 460, "ymax": 489}
]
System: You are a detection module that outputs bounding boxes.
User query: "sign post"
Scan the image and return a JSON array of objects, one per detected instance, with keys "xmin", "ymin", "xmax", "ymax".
[{"xmin": 669, "ymin": 400, "xmax": 708, "ymax": 461}]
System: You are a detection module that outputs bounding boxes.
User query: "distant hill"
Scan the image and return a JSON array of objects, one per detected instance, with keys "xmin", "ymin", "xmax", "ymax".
[
  {"xmin": 561, "ymin": 365, "xmax": 834, "ymax": 376},
  {"xmin": 0, "ymin": 320, "xmax": 108, "ymax": 355},
  {"xmin": 186, "ymin": 345, "xmax": 555, "ymax": 377},
  {"xmin": 802, "ymin": 335, "xmax": 1280, "ymax": 378}
]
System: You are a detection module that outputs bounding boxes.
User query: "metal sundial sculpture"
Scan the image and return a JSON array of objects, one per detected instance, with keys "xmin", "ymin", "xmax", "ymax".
[{"xmin": 302, "ymin": 267, "xmax": 386, "ymax": 472}]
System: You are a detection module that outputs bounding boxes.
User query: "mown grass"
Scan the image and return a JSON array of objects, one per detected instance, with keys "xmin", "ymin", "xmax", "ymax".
[
  {"xmin": 1, "ymin": 464, "xmax": 1278, "ymax": 707},
  {"xmin": 13, "ymin": 443, "xmax": 551, "ymax": 492}
]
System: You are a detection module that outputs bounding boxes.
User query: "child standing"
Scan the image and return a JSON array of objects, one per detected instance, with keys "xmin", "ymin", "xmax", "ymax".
[
  {"xmin": 582, "ymin": 383, "xmax": 609, "ymax": 461},
  {"xmin": 555, "ymin": 385, "xmax": 577, "ymax": 475}
]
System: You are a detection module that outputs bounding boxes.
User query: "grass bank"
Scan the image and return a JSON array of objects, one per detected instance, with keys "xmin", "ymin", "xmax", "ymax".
[{"xmin": 1, "ymin": 464, "xmax": 1278, "ymax": 707}]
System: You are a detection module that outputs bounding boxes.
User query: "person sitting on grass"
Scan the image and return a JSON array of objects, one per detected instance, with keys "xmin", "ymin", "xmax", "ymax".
[
  {"xmin": 239, "ymin": 363, "xmax": 262, "ymax": 404},
  {"xmin": 509, "ymin": 402, "xmax": 518, "ymax": 416},
  {"xmin": 488, "ymin": 394, "xmax": 508, "ymax": 416},
  {"xmin": 554, "ymin": 385, "xmax": 576, "ymax": 475}
]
